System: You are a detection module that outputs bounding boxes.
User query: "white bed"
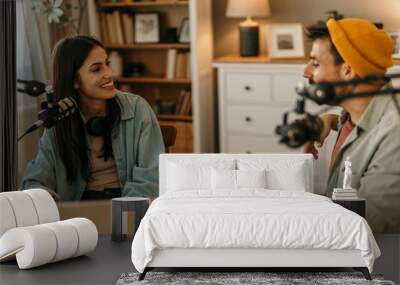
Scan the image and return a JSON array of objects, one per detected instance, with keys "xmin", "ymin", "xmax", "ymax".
[{"xmin": 131, "ymin": 154, "xmax": 379, "ymax": 280}]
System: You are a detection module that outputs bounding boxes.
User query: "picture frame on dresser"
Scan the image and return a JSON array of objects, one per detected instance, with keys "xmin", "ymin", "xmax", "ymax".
[
  {"xmin": 266, "ymin": 23, "xmax": 305, "ymax": 58},
  {"xmin": 389, "ymin": 32, "xmax": 400, "ymax": 59},
  {"xmin": 135, "ymin": 13, "xmax": 160, "ymax": 43}
]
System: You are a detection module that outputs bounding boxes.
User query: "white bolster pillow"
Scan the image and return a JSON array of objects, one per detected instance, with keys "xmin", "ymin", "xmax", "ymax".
[
  {"xmin": 0, "ymin": 196, "xmax": 17, "ymax": 237},
  {"xmin": 0, "ymin": 218, "xmax": 98, "ymax": 269},
  {"xmin": 0, "ymin": 189, "xmax": 59, "ymax": 238},
  {"xmin": 23, "ymin": 189, "xmax": 60, "ymax": 224},
  {"xmin": 0, "ymin": 191, "xmax": 39, "ymax": 228}
]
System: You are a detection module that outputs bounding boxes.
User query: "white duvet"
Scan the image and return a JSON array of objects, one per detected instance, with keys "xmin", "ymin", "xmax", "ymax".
[{"xmin": 131, "ymin": 190, "xmax": 380, "ymax": 273}]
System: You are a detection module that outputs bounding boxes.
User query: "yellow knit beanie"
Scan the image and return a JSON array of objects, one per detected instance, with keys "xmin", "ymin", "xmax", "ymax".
[{"xmin": 327, "ymin": 18, "xmax": 394, "ymax": 76}]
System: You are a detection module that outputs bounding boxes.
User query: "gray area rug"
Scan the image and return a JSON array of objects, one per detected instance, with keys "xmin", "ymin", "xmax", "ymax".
[{"xmin": 116, "ymin": 272, "xmax": 396, "ymax": 285}]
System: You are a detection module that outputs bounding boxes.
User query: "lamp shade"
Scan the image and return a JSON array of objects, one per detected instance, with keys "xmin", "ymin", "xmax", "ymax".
[{"xmin": 226, "ymin": 0, "xmax": 271, "ymax": 18}]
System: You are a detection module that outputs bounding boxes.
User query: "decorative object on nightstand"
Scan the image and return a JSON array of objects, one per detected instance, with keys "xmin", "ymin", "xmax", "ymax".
[
  {"xmin": 332, "ymin": 157, "xmax": 359, "ymax": 200},
  {"xmin": 111, "ymin": 197, "xmax": 150, "ymax": 242},
  {"xmin": 333, "ymin": 199, "xmax": 366, "ymax": 218},
  {"xmin": 226, "ymin": 0, "xmax": 271, "ymax": 57}
]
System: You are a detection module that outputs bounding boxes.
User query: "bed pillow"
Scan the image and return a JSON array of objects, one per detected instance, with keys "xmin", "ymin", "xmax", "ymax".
[
  {"xmin": 211, "ymin": 168, "xmax": 236, "ymax": 190},
  {"xmin": 211, "ymin": 169, "xmax": 267, "ymax": 190},
  {"xmin": 167, "ymin": 160, "xmax": 235, "ymax": 192},
  {"xmin": 237, "ymin": 169, "xmax": 267, "ymax": 189},
  {"xmin": 238, "ymin": 159, "xmax": 308, "ymax": 191}
]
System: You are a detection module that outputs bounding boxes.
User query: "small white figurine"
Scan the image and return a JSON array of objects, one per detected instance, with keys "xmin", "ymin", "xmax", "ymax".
[{"xmin": 343, "ymin": 157, "xmax": 352, "ymax": 190}]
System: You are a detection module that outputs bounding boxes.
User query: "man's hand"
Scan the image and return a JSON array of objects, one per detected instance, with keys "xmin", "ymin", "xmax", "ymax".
[{"xmin": 304, "ymin": 114, "xmax": 339, "ymax": 159}]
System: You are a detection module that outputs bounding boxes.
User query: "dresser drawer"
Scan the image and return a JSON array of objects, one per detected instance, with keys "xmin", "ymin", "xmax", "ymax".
[
  {"xmin": 225, "ymin": 71, "xmax": 271, "ymax": 103},
  {"xmin": 227, "ymin": 105, "xmax": 288, "ymax": 135},
  {"xmin": 272, "ymin": 73, "xmax": 304, "ymax": 104},
  {"xmin": 227, "ymin": 135, "xmax": 300, "ymax": 153}
]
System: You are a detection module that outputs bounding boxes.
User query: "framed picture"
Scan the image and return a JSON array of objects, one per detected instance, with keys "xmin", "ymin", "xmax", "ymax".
[
  {"xmin": 135, "ymin": 13, "xmax": 160, "ymax": 43},
  {"xmin": 178, "ymin": 18, "xmax": 190, "ymax": 43},
  {"xmin": 266, "ymin": 23, "xmax": 305, "ymax": 58},
  {"xmin": 389, "ymin": 32, "xmax": 400, "ymax": 59}
]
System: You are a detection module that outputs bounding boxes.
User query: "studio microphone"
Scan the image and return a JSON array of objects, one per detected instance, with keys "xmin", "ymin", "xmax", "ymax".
[
  {"xmin": 275, "ymin": 98, "xmax": 324, "ymax": 148},
  {"xmin": 276, "ymin": 113, "xmax": 323, "ymax": 148},
  {"xmin": 18, "ymin": 97, "xmax": 78, "ymax": 141},
  {"xmin": 296, "ymin": 82, "xmax": 335, "ymax": 105},
  {"xmin": 17, "ymin": 79, "xmax": 47, "ymax": 97}
]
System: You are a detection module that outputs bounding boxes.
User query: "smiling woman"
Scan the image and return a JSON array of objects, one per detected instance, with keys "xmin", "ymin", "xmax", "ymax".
[{"xmin": 20, "ymin": 36, "xmax": 165, "ymax": 201}]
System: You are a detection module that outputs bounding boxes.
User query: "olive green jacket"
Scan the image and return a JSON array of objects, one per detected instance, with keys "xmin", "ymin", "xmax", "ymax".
[
  {"xmin": 327, "ymin": 88, "xmax": 400, "ymax": 233},
  {"xmin": 21, "ymin": 92, "xmax": 165, "ymax": 201}
]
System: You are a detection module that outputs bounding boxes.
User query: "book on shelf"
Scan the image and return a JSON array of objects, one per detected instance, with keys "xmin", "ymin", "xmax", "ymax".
[
  {"xmin": 121, "ymin": 13, "xmax": 134, "ymax": 44},
  {"xmin": 100, "ymin": 11, "xmax": 135, "ymax": 45},
  {"xmin": 175, "ymin": 52, "xmax": 187, "ymax": 78},
  {"xmin": 175, "ymin": 89, "xmax": 186, "ymax": 115},
  {"xmin": 186, "ymin": 51, "xmax": 191, "ymax": 79},
  {"xmin": 166, "ymin": 49, "xmax": 177, "ymax": 79},
  {"xmin": 99, "ymin": 13, "xmax": 110, "ymax": 44},
  {"xmin": 175, "ymin": 89, "xmax": 191, "ymax": 115},
  {"xmin": 113, "ymin": 11, "xmax": 124, "ymax": 45},
  {"xmin": 184, "ymin": 91, "xmax": 192, "ymax": 115},
  {"xmin": 166, "ymin": 49, "xmax": 191, "ymax": 80},
  {"xmin": 105, "ymin": 13, "xmax": 117, "ymax": 44}
]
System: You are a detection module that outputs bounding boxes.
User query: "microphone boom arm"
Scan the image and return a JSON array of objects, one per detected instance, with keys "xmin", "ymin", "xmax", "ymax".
[{"xmin": 277, "ymin": 73, "xmax": 400, "ymax": 148}]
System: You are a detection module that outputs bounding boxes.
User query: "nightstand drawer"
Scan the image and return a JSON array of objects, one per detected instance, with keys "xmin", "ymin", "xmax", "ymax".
[
  {"xmin": 227, "ymin": 135, "xmax": 300, "ymax": 153},
  {"xmin": 227, "ymin": 105, "xmax": 288, "ymax": 135},
  {"xmin": 226, "ymin": 71, "xmax": 271, "ymax": 103}
]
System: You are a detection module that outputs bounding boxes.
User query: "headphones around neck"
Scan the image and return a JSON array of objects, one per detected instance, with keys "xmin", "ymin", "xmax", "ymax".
[{"xmin": 86, "ymin": 116, "xmax": 109, "ymax": 137}]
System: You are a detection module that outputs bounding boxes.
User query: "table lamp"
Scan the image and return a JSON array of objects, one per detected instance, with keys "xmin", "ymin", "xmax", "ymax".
[{"xmin": 226, "ymin": 0, "xmax": 271, "ymax": 57}]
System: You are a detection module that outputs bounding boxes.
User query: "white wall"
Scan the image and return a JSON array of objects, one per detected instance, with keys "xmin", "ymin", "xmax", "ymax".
[{"xmin": 213, "ymin": 0, "xmax": 400, "ymax": 57}]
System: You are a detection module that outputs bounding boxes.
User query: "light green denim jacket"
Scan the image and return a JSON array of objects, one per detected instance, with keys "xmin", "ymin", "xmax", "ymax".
[
  {"xmin": 327, "ymin": 87, "xmax": 400, "ymax": 233},
  {"xmin": 21, "ymin": 91, "xmax": 165, "ymax": 201}
]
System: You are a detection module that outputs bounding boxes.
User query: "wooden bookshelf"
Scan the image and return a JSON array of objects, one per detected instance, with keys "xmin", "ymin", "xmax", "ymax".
[
  {"xmin": 97, "ymin": 0, "xmax": 214, "ymax": 152},
  {"xmin": 114, "ymin": 76, "xmax": 191, "ymax": 84},
  {"xmin": 100, "ymin": 1, "xmax": 189, "ymax": 8},
  {"xmin": 105, "ymin": 43, "xmax": 190, "ymax": 50}
]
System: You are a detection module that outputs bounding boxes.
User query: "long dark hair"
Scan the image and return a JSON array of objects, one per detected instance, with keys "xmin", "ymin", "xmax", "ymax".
[{"xmin": 52, "ymin": 35, "xmax": 121, "ymax": 184}]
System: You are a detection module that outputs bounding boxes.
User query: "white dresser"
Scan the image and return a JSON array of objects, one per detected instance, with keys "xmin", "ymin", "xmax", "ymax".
[
  {"xmin": 213, "ymin": 56, "xmax": 333, "ymax": 194},
  {"xmin": 213, "ymin": 56, "xmax": 310, "ymax": 154}
]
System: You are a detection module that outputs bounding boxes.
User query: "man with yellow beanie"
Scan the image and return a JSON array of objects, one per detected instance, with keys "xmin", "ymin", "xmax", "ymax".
[{"xmin": 303, "ymin": 18, "xmax": 400, "ymax": 233}]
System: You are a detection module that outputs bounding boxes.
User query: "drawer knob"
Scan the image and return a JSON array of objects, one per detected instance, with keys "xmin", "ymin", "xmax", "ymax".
[
  {"xmin": 244, "ymin": 85, "xmax": 252, "ymax": 91},
  {"xmin": 246, "ymin": 150, "xmax": 252, "ymax": 154},
  {"xmin": 245, "ymin": 116, "xmax": 252, "ymax": 122}
]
